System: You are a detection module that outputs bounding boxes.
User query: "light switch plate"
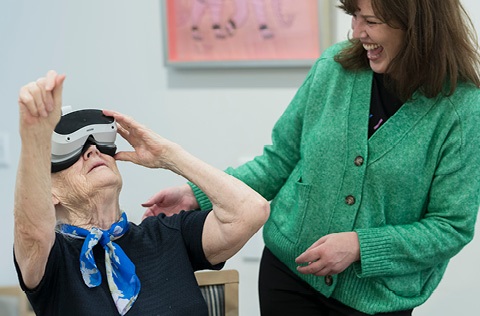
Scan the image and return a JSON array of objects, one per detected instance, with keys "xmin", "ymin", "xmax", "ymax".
[{"xmin": 0, "ymin": 133, "xmax": 10, "ymax": 167}]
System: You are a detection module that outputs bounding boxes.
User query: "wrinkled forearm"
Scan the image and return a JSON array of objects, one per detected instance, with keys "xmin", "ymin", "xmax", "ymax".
[
  {"xmin": 165, "ymin": 144, "xmax": 269, "ymax": 263},
  {"xmin": 14, "ymin": 135, "xmax": 57, "ymax": 288}
]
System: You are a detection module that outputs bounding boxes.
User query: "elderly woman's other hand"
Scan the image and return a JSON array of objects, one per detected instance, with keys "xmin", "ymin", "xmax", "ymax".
[{"xmin": 103, "ymin": 110, "xmax": 181, "ymax": 170}]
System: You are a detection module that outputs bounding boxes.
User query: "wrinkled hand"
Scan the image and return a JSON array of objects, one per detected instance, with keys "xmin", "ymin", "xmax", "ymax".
[
  {"xmin": 17, "ymin": 70, "xmax": 66, "ymax": 136},
  {"xmin": 103, "ymin": 110, "xmax": 179, "ymax": 169},
  {"xmin": 295, "ymin": 232, "xmax": 360, "ymax": 276},
  {"xmin": 141, "ymin": 184, "xmax": 199, "ymax": 219},
  {"xmin": 103, "ymin": 110, "xmax": 201, "ymax": 219}
]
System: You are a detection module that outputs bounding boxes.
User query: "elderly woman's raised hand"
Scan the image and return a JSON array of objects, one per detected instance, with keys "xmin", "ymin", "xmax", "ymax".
[{"xmin": 17, "ymin": 70, "xmax": 66, "ymax": 137}]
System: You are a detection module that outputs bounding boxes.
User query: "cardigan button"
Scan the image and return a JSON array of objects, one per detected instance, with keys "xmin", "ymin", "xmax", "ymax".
[
  {"xmin": 325, "ymin": 275, "xmax": 333, "ymax": 286},
  {"xmin": 345, "ymin": 195, "xmax": 356, "ymax": 205},
  {"xmin": 354, "ymin": 156, "xmax": 364, "ymax": 166}
]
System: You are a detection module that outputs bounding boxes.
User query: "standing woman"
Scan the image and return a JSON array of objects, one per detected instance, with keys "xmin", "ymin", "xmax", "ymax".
[{"xmin": 143, "ymin": 0, "xmax": 480, "ymax": 315}]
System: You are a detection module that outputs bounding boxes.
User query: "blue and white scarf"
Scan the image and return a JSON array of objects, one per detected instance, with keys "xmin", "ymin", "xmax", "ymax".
[{"xmin": 60, "ymin": 212, "xmax": 141, "ymax": 315}]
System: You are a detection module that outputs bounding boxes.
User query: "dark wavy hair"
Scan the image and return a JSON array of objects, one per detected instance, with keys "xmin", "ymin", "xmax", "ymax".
[{"xmin": 335, "ymin": 0, "xmax": 480, "ymax": 101}]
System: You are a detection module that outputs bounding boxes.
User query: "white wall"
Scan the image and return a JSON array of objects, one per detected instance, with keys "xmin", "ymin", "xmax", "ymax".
[{"xmin": 0, "ymin": 1, "xmax": 478, "ymax": 315}]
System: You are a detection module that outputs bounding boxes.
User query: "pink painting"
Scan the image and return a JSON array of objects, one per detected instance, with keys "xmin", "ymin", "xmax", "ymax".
[{"xmin": 164, "ymin": 0, "xmax": 332, "ymax": 66}]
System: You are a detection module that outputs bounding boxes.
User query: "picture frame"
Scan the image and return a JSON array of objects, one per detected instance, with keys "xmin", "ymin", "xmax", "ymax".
[{"xmin": 161, "ymin": 0, "xmax": 335, "ymax": 68}]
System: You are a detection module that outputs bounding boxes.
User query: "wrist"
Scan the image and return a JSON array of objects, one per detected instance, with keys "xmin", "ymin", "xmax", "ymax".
[
  {"xmin": 351, "ymin": 232, "xmax": 361, "ymax": 261},
  {"xmin": 20, "ymin": 126, "xmax": 52, "ymax": 142}
]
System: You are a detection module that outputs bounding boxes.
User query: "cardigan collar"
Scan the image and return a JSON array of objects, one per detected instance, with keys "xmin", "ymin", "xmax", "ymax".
[{"xmin": 350, "ymin": 70, "xmax": 440, "ymax": 165}]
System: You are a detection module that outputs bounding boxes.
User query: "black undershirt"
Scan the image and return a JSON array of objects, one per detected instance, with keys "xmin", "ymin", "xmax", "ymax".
[{"xmin": 369, "ymin": 73, "xmax": 404, "ymax": 138}]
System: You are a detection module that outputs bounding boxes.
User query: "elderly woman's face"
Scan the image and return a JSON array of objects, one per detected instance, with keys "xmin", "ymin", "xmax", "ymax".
[
  {"xmin": 351, "ymin": 0, "xmax": 405, "ymax": 74},
  {"xmin": 52, "ymin": 144, "xmax": 122, "ymax": 202}
]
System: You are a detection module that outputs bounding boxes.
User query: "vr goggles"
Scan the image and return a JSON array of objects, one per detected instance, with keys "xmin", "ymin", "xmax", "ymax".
[{"xmin": 51, "ymin": 108, "xmax": 117, "ymax": 173}]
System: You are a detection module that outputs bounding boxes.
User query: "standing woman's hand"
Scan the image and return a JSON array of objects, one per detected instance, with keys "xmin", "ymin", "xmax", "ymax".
[
  {"xmin": 141, "ymin": 184, "xmax": 200, "ymax": 218},
  {"xmin": 295, "ymin": 232, "xmax": 360, "ymax": 276}
]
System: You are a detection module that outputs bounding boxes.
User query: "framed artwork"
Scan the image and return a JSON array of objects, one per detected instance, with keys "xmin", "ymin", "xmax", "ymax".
[{"xmin": 161, "ymin": 0, "xmax": 335, "ymax": 68}]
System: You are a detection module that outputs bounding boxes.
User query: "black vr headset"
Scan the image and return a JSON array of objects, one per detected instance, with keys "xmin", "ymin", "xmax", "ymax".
[{"xmin": 51, "ymin": 108, "xmax": 117, "ymax": 173}]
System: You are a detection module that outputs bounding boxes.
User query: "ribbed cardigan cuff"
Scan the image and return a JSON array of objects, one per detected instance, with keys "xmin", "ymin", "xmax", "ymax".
[
  {"xmin": 265, "ymin": 222, "xmax": 426, "ymax": 314},
  {"xmin": 354, "ymin": 228, "xmax": 394, "ymax": 278},
  {"xmin": 187, "ymin": 182, "xmax": 213, "ymax": 210}
]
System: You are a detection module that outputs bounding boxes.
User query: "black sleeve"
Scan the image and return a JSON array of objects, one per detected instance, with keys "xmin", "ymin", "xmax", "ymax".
[
  {"xmin": 158, "ymin": 210, "xmax": 225, "ymax": 271},
  {"xmin": 14, "ymin": 235, "xmax": 63, "ymax": 315}
]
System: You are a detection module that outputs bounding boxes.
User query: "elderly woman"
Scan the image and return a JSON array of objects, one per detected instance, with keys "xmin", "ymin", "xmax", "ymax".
[{"xmin": 13, "ymin": 70, "xmax": 270, "ymax": 316}]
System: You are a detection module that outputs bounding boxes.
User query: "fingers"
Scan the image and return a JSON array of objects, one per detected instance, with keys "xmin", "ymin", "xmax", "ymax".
[
  {"xmin": 304, "ymin": 236, "xmax": 327, "ymax": 251},
  {"xmin": 44, "ymin": 70, "xmax": 59, "ymax": 112},
  {"xmin": 102, "ymin": 109, "xmax": 118, "ymax": 117},
  {"xmin": 20, "ymin": 80, "xmax": 50, "ymax": 117},
  {"xmin": 295, "ymin": 250, "xmax": 318, "ymax": 265},
  {"xmin": 295, "ymin": 240, "xmax": 326, "ymax": 274},
  {"xmin": 141, "ymin": 196, "xmax": 156, "ymax": 207},
  {"xmin": 296, "ymin": 260, "xmax": 327, "ymax": 276},
  {"xmin": 103, "ymin": 109, "xmax": 137, "ymax": 141},
  {"xmin": 19, "ymin": 82, "xmax": 44, "ymax": 117},
  {"xmin": 109, "ymin": 120, "xmax": 141, "ymax": 163},
  {"xmin": 296, "ymin": 247, "xmax": 331, "ymax": 276},
  {"xmin": 18, "ymin": 70, "xmax": 65, "ymax": 118},
  {"xmin": 295, "ymin": 238, "xmax": 326, "ymax": 264},
  {"xmin": 141, "ymin": 192, "xmax": 166, "ymax": 207},
  {"xmin": 52, "ymin": 74, "xmax": 66, "ymax": 111},
  {"xmin": 116, "ymin": 122, "xmax": 131, "ymax": 139},
  {"xmin": 35, "ymin": 78, "xmax": 50, "ymax": 116},
  {"xmin": 103, "ymin": 109, "xmax": 137, "ymax": 129},
  {"xmin": 113, "ymin": 150, "xmax": 137, "ymax": 163},
  {"xmin": 45, "ymin": 70, "xmax": 58, "ymax": 90}
]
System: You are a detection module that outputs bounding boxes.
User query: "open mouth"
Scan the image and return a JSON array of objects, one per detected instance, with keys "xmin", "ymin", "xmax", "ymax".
[{"xmin": 363, "ymin": 43, "xmax": 384, "ymax": 60}]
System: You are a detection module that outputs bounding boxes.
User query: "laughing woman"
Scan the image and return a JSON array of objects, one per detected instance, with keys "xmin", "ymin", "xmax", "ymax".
[{"xmin": 142, "ymin": 0, "xmax": 480, "ymax": 315}]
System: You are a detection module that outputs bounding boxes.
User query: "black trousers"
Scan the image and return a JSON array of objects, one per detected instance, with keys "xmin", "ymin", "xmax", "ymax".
[{"xmin": 258, "ymin": 247, "xmax": 413, "ymax": 316}]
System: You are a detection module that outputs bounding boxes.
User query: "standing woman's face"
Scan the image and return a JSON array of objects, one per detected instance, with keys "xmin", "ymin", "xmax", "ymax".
[{"xmin": 351, "ymin": 0, "xmax": 405, "ymax": 74}]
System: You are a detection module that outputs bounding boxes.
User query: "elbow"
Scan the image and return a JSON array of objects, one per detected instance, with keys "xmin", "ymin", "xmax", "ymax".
[
  {"xmin": 231, "ymin": 196, "xmax": 269, "ymax": 245},
  {"xmin": 252, "ymin": 197, "xmax": 270, "ymax": 231}
]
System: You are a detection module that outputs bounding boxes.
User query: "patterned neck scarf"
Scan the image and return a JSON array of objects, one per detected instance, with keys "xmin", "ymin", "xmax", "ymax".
[{"xmin": 60, "ymin": 212, "xmax": 141, "ymax": 315}]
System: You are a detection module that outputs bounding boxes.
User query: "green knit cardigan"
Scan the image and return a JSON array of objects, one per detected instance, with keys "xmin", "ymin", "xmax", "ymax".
[{"xmin": 190, "ymin": 42, "xmax": 480, "ymax": 314}]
